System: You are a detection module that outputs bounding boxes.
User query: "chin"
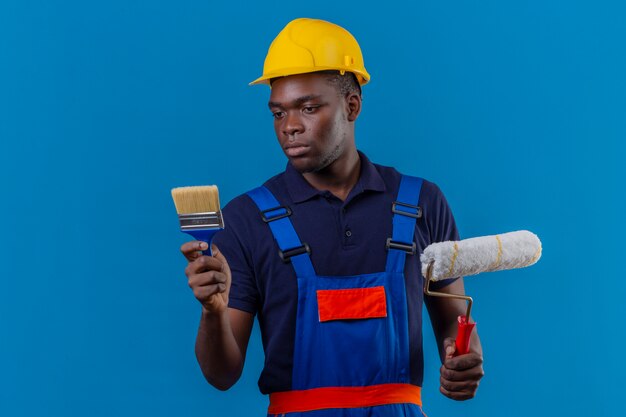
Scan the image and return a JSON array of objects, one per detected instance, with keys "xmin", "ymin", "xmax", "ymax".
[
  {"xmin": 287, "ymin": 150, "xmax": 339, "ymax": 174},
  {"xmin": 289, "ymin": 159, "xmax": 317, "ymax": 173}
]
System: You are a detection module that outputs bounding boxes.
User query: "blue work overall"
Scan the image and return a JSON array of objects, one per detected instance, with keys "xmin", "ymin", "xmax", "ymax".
[{"xmin": 247, "ymin": 175, "xmax": 426, "ymax": 417}]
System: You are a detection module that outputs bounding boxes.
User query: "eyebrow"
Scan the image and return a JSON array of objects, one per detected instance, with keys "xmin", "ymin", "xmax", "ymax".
[{"xmin": 268, "ymin": 95, "xmax": 324, "ymax": 109}]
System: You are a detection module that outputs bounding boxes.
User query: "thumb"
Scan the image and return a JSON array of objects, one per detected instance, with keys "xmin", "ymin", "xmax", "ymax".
[
  {"xmin": 443, "ymin": 337, "xmax": 456, "ymax": 359},
  {"xmin": 211, "ymin": 244, "xmax": 231, "ymax": 274}
]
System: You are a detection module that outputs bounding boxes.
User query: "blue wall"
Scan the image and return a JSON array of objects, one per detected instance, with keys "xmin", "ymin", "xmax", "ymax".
[{"xmin": 1, "ymin": 1, "xmax": 623, "ymax": 416}]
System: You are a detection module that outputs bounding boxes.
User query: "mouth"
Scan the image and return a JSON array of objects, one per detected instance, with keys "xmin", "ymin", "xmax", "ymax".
[{"xmin": 284, "ymin": 144, "xmax": 310, "ymax": 157}]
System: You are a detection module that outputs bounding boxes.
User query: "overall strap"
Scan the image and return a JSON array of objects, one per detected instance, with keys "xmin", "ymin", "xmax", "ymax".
[
  {"xmin": 246, "ymin": 186, "xmax": 316, "ymax": 277},
  {"xmin": 385, "ymin": 175, "xmax": 424, "ymax": 273}
]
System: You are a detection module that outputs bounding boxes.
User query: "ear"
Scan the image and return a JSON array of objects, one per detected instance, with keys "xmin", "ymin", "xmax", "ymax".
[{"xmin": 345, "ymin": 93, "xmax": 362, "ymax": 122}]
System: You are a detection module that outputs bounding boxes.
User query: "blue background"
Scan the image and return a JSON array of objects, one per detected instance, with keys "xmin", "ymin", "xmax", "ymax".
[{"xmin": 1, "ymin": 1, "xmax": 624, "ymax": 416}]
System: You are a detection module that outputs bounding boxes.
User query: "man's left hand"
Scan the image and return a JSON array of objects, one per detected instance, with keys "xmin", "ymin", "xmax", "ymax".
[{"xmin": 439, "ymin": 337, "xmax": 484, "ymax": 401}]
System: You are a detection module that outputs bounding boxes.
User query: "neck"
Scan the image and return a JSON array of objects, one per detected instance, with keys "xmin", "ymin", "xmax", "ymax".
[{"xmin": 302, "ymin": 147, "xmax": 361, "ymax": 201}]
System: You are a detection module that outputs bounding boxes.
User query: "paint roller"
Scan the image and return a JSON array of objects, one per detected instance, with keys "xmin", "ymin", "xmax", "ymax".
[{"xmin": 421, "ymin": 230, "xmax": 542, "ymax": 356}]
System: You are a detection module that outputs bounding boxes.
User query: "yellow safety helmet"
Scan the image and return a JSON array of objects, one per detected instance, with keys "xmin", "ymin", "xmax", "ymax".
[{"xmin": 250, "ymin": 18, "xmax": 370, "ymax": 86}]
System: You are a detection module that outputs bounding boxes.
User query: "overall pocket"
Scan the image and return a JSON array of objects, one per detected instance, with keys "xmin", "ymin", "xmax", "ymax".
[{"xmin": 316, "ymin": 286, "xmax": 387, "ymax": 322}]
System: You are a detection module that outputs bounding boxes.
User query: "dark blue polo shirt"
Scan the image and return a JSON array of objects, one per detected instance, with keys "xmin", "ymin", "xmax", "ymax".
[{"xmin": 212, "ymin": 151, "xmax": 459, "ymax": 395}]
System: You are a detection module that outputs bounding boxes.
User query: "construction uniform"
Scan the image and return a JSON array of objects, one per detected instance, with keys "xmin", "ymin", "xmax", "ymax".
[{"xmin": 212, "ymin": 151, "xmax": 459, "ymax": 416}]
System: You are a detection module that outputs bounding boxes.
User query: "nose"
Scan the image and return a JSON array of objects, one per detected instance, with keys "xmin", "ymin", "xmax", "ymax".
[{"xmin": 282, "ymin": 111, "xmax": 304, "ymax": 137}]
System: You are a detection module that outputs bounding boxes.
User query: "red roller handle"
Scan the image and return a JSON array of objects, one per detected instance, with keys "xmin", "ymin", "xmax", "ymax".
[{"xmin": 454, "ymin": 315, "xmax": 475, "ymax": 356}]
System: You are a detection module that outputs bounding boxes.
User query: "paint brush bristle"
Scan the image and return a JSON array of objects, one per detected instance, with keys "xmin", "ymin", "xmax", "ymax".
[{"xmin": 171, "ymin": 185, "xmax": 221, "ymax": 215}]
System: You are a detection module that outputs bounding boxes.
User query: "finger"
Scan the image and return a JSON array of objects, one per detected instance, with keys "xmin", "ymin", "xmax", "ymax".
[
  {"xmin": 445, "ymin": 352, "xmax": 483, "ymax": 371},
  {"xmin": 188, "ymin": 270, "xmax": 227, "ymax": 289},
  {"xmin": 181, "ymin": 241, "xmax": 209, "ymax": 262},
  {"xmin": 443, "ymin": 337, "xmax": 456, "ymax": 359},
  {"xmin": 193, "ymin": 283, "xmax": 227, "ymax": 301},
  {"xmin": 440, "ymin": 363, "xmax": 485, "ymax": 382},
  {"xmin": 439, "ymin": 385, "xmax": 474, "ymax": 401},
  {"xmin": 440, "ymin": 374, "xmax": 480, "ymax": 392},
  {"xmin": 186, "ymin": 255, "xmax": 225, "ymax": 275}
]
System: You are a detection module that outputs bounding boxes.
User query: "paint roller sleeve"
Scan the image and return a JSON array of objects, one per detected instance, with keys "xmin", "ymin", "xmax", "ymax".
[{"xmin": 420, "ymin": 230, "xmax": 542, "ymax": 281}]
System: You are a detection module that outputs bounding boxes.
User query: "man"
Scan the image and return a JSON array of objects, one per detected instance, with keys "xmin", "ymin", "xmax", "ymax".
[{"xmin": 180, "ymin": 18, "xmax": 483, "ymax": 416}]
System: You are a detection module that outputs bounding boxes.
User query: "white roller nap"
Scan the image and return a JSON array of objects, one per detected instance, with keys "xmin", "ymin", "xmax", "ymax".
[{"xmin": 420, "ymin": 230, "xmax": 542, "ymax": 281}]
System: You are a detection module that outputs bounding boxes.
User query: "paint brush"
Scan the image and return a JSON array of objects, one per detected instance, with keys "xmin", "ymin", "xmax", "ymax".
[{"xmin": 171, "ymin": 185, "xmax": 224, "ymax": 256}]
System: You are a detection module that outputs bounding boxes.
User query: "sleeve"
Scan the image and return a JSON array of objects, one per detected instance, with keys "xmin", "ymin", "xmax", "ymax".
[
  {"xmin": 425, "ymin": 181, "xmax": 461, "ymax": 290},
  {"xmin": 211, "ymin": 198, "xmax": 260, "ymax": 315}
]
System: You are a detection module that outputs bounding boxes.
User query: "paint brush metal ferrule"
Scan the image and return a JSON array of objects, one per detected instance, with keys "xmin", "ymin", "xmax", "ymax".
[{"xmin": 178, "ymin": 212, "xmax": 224, "ymax": 231}]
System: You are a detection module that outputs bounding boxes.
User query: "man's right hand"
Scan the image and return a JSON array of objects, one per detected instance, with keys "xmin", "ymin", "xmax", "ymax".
[
  {"xmin": 181, "ymin": 241, "xmax": 232, "ymax": 315},
  {"xmin": 181, "ymin": 241, "xmax": 252, "ymax": 390}
]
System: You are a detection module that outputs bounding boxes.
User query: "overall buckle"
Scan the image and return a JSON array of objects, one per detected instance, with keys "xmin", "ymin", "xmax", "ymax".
[
  {"xmin": 386, "ymin": 238, "xmax": 417, "ymax": 255},
  {"xmin": 392, "ymin": 201, "xmax": 422, "ymax": 219},
  {"xmin": 261, "ymin": 205, "xmax": 292, "ymax": 223},
  {"xmin": 278, "ymin": 243, "xmax": 311, "ymax": 263}
]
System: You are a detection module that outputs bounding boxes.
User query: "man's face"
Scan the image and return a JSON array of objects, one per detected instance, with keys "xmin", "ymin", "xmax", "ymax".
[{"xmin": 268, "ymin": 73, "xmax": 352, "ymax": 173}]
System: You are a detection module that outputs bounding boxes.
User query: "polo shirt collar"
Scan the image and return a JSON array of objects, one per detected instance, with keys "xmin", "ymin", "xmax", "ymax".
[{"xmin": 284, "ymin": 150, "xmax": 386, "ymax": 204}]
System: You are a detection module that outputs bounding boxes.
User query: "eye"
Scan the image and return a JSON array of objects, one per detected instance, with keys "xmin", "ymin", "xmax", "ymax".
[
  {"xmin": 302, "ymin": 106, "xmax": 318, "ymax": 114},
  {"xmin": 272, "ymin": 111, "xmax": 284, "ymax": 119}
]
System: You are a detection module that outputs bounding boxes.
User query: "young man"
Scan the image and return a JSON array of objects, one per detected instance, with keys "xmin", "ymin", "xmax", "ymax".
[{"xmin": 180, "ymin": 18, "xmax": 483, "ymax": 416}]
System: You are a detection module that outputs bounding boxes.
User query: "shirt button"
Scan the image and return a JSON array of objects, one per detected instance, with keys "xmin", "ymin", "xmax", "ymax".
[{"xmin": 345, "ymin": 230, "xmax": 352, "ymax": 237}]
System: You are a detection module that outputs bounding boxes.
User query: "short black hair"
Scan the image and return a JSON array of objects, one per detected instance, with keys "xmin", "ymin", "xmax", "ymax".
[
  {"xmin": 269, "ymin": 70, "xmax": 362, "ymax": 97},
  {"xmin": 318, "ymin": 70, "xmax": 362, "ymax": 97}
]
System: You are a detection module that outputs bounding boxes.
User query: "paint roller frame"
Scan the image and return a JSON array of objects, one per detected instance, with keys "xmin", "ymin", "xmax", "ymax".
[
  {"xmin": 424, "ymin": 261, "xmax": 476, "ymax": 356},
  {"xmin": 423, "ymin": 262, "xmax": 473, "ymax": 322}
]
